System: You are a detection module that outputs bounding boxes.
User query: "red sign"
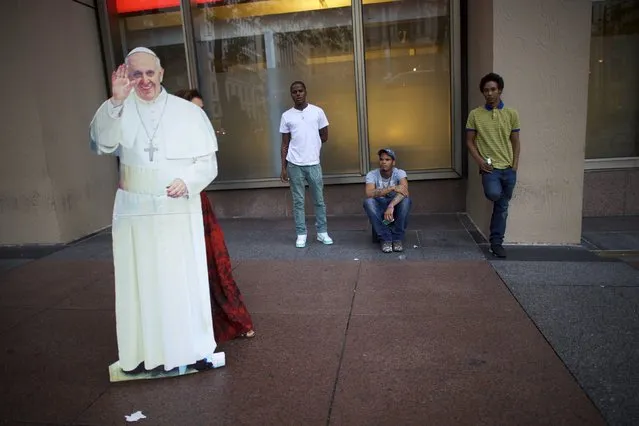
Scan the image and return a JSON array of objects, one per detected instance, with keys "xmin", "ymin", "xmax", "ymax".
[{"xmin": 116, "ymin": 0, "xmax": 223, "ymax": 14}]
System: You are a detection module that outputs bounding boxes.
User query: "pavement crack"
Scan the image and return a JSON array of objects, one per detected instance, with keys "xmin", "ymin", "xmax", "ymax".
[{"xmin": 325, "ymin": 261, "xmax": 361, "ymax": 426}]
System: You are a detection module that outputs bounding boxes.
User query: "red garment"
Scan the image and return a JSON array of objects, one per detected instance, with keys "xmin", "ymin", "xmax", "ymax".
[{"xmin": 200, "ymin": 192, "xmax": 254, "ymax": 343}]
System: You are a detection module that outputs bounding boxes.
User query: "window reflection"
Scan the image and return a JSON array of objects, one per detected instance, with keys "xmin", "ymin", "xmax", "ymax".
[
  {"xmin": 363, "ymin": 0, "xmax": 452, "ymax": 171},
  {"xmin": 586, "ymin": 0, "xmax": 639, "ymax": 159},
  {"xmin": 192, "ymin": 1, "xmax": 359, "ymax": 181},
  {"xmin": 106, "ymin": 0, "xmax": 459, "ymax": 183}
]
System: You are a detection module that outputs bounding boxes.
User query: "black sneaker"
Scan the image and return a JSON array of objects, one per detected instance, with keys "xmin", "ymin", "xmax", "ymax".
[
  {"xmin": 188, "ymin": 358, "xmax": 214, "ymax": 371},
  {"xmin": 123, "ymin": 362, "xmax": 146, "ymax": 374},
  {"xmin": 490, "ymin": 244, "xmax": 507, "ymax": 258}
]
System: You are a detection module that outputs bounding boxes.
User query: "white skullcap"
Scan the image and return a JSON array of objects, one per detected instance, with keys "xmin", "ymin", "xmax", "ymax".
[
  {"xmin": 125, "ymin": 46, "xmax": 161, "ymax": 67},
  {"xmin": 126, "ymin": 47, "xmax": 157, "ymax": 58}
]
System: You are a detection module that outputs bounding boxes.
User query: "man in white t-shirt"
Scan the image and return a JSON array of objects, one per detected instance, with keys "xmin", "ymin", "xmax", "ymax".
[
  {"xmin": 280, "ymin": 81, "xmax": 333, "ymax": 248},
  {"xmin": 364, "ymin": 148, "xmax": 412, "ymax": 253}
]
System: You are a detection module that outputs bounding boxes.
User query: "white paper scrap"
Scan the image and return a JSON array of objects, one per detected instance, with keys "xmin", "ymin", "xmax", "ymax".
[
  {"xmin": 125, "ymin": 411, "xmax": 147, "ymax": 422},
  {"xmin": 209, "ymin": 352, "xmax": 226, "ymax": 368}
]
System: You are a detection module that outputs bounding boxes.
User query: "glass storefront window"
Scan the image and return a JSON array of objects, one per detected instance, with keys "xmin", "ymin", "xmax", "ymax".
[
  {"xmin": 191, "ymin": 1, "xmax": 360, "ymax": 181},
  {"xmin": 586, "ymin": 0, "xmax": 639, "ymax": 159},
  {"xmin": 363, "ymin": 0, "xmax": 452, "ymax": 171},
  {"xmin": 99, "ymin": 0, "xmax": 460, "ymax": 185}
]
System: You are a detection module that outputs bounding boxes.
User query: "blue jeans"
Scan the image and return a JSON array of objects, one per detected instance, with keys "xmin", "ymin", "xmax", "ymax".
[
  {"xmin": 363, "ymin": 197, "xmax": 412, "ymax": 242},
  {"xmin": 482, "ymin": 168, "xmax": 517, "ymax": 245},
  {"xmin": 287, "ymin": 163, "xmax": 327, "ymax": 235}
]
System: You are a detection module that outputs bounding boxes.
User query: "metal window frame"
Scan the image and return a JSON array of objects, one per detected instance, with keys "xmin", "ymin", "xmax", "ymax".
[
  {"xmin": 180, "ymin": 0, "xmax": 199, "ymax": 89},
  {"xmin": 585, "ymin": 157, "xmax": 639, "ymax": 170},
  {"xmin": 95, "ymin": 0, "xmax": 464, "ymax": 190},
  {"xmin": 96, "ymin": 0, "xmax": 120, "ymax": 73},
  {"xmin": 450, "ymin": 0, "xmax": 463, "ymax": 177},
  {"xmin": 351, "ymin": 0, "xmax": 370, "ymax": 177}
]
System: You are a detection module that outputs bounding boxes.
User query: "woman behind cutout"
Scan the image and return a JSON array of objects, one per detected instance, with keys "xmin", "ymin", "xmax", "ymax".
[{"xmin": 175, "ymin": 88, "xmax": 255, "ymax": 342}]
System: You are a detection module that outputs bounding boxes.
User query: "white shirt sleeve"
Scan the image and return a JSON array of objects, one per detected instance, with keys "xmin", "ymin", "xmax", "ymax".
[
  {"xmin": 89, "ymin": 100, "xmax": 123, "ymax": 155},
  {"xmin": 178, "ymin": 109, "xmax": 219, "ymax": 195},
  {"xmin": 107, "ymin": 99, "xmax": 124, "ymax": 119},
  {"xmin": 318, "ymin": 108, "xmax": 329, "ymax": 128},
  {"xmin": 179, "ymin": 152, "xmax": 218, "ymax": 196},
  {"xmin": 279, "ymin": 113, "xmax": 289, "ymax": 133},
  {"xmin": 365, "ymin": 170, "xmax": 377, "ymax": 185}
]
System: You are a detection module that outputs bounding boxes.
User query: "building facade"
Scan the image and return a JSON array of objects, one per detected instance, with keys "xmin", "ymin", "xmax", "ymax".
[{"xmin": 0, "ymin": 0, "xmax": 637, "ymax": 246}]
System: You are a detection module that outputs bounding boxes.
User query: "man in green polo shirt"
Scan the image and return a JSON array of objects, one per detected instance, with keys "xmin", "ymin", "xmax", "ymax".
[{"xmin": 466, "ymin": 73, "xmax": 521, "ymax": 258}]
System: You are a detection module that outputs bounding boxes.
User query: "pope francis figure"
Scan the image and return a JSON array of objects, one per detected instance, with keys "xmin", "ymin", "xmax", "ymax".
[{"xmin": 90, "ymin": 47, "xmax": 221, "ymax": 375}]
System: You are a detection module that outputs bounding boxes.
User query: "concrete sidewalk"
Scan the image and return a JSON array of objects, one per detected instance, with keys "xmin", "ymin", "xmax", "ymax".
[{"xmin": 0, "ymin": 214, "xmax": 637, "ymax": 425}]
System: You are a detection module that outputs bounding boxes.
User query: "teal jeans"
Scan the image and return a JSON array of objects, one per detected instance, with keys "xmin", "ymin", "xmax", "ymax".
[{"xmin": 287, "ymin": 163, "xmax": 327, "ymax": 235}]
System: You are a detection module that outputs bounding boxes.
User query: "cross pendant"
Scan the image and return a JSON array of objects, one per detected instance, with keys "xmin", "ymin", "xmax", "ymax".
[{"xmin": 144, "ymin": 142, "xmax": 159, "ymax": 162}]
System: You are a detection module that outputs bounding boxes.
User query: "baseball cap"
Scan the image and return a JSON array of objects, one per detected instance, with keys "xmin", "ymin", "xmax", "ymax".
[{"xmin": 378, "ymin": 148, "xmax": 396, "ymax": 160}]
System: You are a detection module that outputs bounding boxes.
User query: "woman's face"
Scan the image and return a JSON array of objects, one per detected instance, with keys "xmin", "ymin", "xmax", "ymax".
[{"xmin": 192, "ymin": 97, "xmax": 204, "ymax": 108}]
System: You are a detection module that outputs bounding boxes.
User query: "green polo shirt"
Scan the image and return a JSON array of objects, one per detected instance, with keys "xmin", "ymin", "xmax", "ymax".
[{"xmin": 466, "ymin": 101, "xmax": 520, "ymax": 169}]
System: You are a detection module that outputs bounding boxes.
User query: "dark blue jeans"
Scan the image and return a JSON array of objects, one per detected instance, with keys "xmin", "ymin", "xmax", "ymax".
[
  {"xmin": 482, "ymin": 168, "xmax": 517, "ymax": 245},
  {"xmin": 363, "ymin": 197, "xmax": 412, "ymax": 242}
]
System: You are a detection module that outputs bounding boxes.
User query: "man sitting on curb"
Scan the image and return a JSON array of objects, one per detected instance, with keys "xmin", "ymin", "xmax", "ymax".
[{"xmin": 363, "ymin": 148, "xmax": 412, "ymax": 253}]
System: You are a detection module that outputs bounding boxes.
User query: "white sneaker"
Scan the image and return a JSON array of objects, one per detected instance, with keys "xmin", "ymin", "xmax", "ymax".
[
  {"xmin": 317, "ymin": 232, "xmax": 333, "ymax": 245},
  {"xmin": 296, "ymin": 234, "xmax": 307, "ymax": 248}
]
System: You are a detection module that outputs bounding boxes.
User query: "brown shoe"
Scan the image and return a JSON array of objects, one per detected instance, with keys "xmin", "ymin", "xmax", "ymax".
[
  {"xmin": 381, "ymin": 241, "xmax": 393, "ymax": 253},
  {"xmin": 392, "ymin": 241, "xmax": 404, "ymax": 252}
]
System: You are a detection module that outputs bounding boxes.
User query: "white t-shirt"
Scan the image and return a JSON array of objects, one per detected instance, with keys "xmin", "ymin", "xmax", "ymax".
[{"xmin": 279, "ymin": 103, "xmax": 329, "ymax": 166}]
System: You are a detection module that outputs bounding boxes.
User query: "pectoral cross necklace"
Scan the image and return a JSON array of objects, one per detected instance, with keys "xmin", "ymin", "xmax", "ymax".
[{"xmin": 135, "ymin": 94, "xmax": 169, "ymax": 162}]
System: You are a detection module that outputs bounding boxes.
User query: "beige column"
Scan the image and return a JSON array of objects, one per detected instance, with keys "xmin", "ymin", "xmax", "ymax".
[
  {"xmin": 466, "ymin": 0, "xmax": 592, "ymax": 244},
  {"xmin": 0, "ymin": 0, "xmax": 117, "ymax": 246}
]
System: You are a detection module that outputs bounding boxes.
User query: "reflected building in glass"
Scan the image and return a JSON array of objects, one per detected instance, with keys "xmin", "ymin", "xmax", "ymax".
[{"xmin": 102, "ymin": 0, "xmax": 461, "ymax": 186}]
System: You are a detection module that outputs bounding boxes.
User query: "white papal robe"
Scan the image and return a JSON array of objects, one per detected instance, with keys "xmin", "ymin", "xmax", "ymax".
[{"xmin": 90, "ymin": 88, "xmax": 218, "ymax": 372}]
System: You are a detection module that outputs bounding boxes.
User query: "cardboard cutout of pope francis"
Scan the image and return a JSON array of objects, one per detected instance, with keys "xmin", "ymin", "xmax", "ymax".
[{"xmin": 90, "ymin": 47, "xmax": 225, "ymax": 381}]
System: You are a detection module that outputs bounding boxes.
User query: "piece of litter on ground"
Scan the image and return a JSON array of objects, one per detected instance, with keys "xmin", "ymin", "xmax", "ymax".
[
  {"xmin": 125, "ymin": 411, "xmax": 147, "ymax": 422},
  {"xmin": 354, "ymin": 258, "xmax": 359, "ymax": 261},
  {"xmin": 398, "ymin": 255, "xmax": 406, "ymax": 260},
  {"xmin": 413, "ymin": 245, "xmax": 418, "ymax": 248},
  {"xmin": 210, "ymin": 352, "xmax": 226, "ymax": 368}
]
